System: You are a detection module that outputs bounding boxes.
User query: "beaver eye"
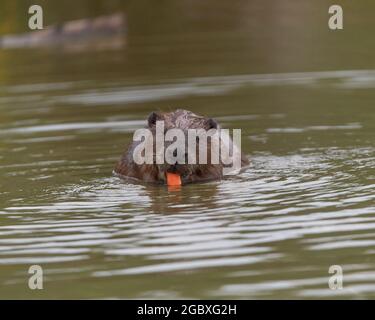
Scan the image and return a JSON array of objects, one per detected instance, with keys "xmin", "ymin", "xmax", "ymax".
[
  {"xmin": 205, "ymin": 118, "xmax": 218, "ymax": 130},
  {"xmin": 147, "ymin": 112, "xmax": 161, "ymax": 127}
]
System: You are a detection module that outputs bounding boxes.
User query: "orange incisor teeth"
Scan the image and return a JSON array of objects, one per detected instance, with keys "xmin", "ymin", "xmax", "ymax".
[{"xmin": 166, "ymin": 172, "xmax": 182, "ymax": 186}]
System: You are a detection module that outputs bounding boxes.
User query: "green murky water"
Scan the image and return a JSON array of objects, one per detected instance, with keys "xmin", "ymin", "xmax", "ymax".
[{"xmin": 0, "ymin": 0, "xmax": 374, "ymax": 299}]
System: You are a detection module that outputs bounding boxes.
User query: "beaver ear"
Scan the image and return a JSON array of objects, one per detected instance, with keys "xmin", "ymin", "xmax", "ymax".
[
  {"xmin": 147, "ymin": 112, "xmax": 161, "ymax": 127},
  {"xmin": 206, "ymin": 118, "xmax": 218, "ymax": 130}
]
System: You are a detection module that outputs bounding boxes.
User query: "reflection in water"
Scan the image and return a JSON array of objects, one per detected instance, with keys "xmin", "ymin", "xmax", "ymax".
[{"xmin": 2, "ymin": 69, "xmax": 375, "ymax": 109}]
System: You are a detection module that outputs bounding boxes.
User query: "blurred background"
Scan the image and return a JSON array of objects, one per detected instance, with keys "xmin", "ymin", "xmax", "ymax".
[
  {"xmin": 1, "ymin": 0, "xmax": 375, "ymax": 82},
  {"xmin": 0, "ymin": 0, "xmax": 374, "ymax": 299}
]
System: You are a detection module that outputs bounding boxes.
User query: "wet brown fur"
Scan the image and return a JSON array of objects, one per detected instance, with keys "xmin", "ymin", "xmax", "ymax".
[{"xmin": 115, "ymin": 109, "xmax": 249, "ymax": 185}]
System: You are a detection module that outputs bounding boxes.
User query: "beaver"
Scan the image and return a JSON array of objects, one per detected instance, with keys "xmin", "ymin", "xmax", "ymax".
[{"xmin": 114, "ymin": 109, "xmax": 249, "ymax": 185}]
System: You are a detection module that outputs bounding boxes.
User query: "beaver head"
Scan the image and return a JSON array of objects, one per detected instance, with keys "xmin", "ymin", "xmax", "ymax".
[
  {"xmin": 115, "ymin": 109, "xmax": 248, "ymax": 185},
  {"xmin": 146, "ymin": 109, "xmax": 223, "ymax": 184}
]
